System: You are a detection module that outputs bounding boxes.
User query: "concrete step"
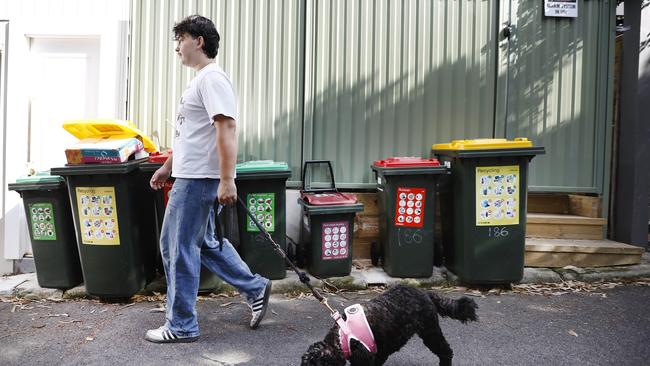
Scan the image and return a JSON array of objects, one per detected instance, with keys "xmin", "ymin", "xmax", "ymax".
[
  {"xmin": 525, "ymin": 238, "xmax": 644, "ymax": 268},
  {"xmin": 526, "ymin": 213, "xmax": 606, "ymax": 240}
]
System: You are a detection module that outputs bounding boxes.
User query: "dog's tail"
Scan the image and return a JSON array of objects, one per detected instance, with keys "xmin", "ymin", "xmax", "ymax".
[{"xmin": 427, "ymin": 291, "xmax": 478, "ymax": 323}]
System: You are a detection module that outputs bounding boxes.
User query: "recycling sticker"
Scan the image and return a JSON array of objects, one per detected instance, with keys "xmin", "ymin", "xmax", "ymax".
[
  {"xmin": 28, "ymin": 203, "xmax": 57, "ymax": 241},
  {"xmin": 394, "ymin": 187, "xmax": 426, "ymax": 228},
  {"xmin": 247, "ymin": 193, "xmax": 275, "ymax": 232}
]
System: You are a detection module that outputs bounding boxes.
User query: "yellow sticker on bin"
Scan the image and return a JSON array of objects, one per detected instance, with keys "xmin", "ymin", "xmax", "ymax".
[
  {"xmin": 432, "ymin": 138, "xmax": 533, "ymax": 151},
  {"xmin": 63, "ymin": 119, "xmax": 158, "ymax": 153}
]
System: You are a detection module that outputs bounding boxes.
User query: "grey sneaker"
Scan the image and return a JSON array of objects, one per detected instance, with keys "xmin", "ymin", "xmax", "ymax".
[
  {"xmin": 145, "ymin": 325, "xmax": 199, "ymax": 343},
  {"xmin": 249, "ymin": 280, "xmax": 272, "ymax": 329}
]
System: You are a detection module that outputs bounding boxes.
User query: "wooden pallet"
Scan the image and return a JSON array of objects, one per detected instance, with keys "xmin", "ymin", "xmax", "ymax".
[{"xmin": 525, "ymin": 238, "xmax": 644, "ymax": 267}]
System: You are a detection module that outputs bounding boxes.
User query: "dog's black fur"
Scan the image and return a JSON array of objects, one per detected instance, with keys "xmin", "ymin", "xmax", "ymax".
[{"xmin": 301, "ymin": 284, "xmax": 478, "ymax": 366}]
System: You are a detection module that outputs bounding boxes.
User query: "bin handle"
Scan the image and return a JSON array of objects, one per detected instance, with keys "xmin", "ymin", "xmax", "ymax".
[{"xmin": 301, "ymin": 160, "xmax": 337, "ymax": 193}]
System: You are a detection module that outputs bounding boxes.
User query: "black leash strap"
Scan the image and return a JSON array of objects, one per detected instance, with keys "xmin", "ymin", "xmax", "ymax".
[{"xmin": 237, "ymin": 196, "xmax": 336, "ymax": 314}]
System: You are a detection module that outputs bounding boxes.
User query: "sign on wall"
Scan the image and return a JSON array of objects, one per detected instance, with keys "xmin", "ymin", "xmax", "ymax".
[{"xmin": 544, "ymin": 0, "xmax": 578, "ymax": 18}]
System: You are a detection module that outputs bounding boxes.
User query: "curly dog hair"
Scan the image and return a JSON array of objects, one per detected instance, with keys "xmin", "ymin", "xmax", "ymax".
[{"xmin": 301, "ymin": 284, "xmax": 478, "ymax": 366}]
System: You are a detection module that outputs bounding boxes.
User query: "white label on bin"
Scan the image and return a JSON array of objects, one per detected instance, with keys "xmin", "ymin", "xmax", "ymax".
[
  {"xmin": 76, "ymin": 187, "xmax": 120, "ymax": 245},
  {"xmin": 475, "ymin": 166, "xmax": 520, "ymax": 226},
  {"xmin": 321, "ymin": 222, "xmax": 349, "ymax": 260},
  {"xmin": 394, "ymin": 187, "xmax": 426, "ymax": 228}
]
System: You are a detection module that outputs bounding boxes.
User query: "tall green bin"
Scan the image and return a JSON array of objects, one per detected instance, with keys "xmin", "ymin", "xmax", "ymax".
[
  {"xmin": 432, "ymin": 138, "xmax": 545, "ymax": 284},
  {"xmin": 235, "ymin": 160, "xmax": 292, "ymax": 280},
  {"xmin": 371, "ymin": 157, "xmax": 448, "ymax": 278},
  {"xmin": 140, "ymin": 151, "xmax": 222, "ymax": 292},
  {"xmin": 8, "ymin": 174, "xmax": 83, "ymax": 289},
  {"xmin": 51, "ymin": 160, "xmax": 154, "ymax": 298},
  {"xmin": 298, "ymin": 161, "xmax": 364, "ymax": 278}
]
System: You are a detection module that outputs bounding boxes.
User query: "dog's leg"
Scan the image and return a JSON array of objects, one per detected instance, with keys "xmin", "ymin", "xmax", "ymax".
[{"xmin": 418, "ymin": 328, "xmax": 453, "ymax": 366}]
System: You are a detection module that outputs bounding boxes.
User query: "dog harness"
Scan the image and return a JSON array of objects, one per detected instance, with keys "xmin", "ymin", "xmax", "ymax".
[{"xmin": 332, "ymin": 304, "xmax": 377, "ymax": 359}]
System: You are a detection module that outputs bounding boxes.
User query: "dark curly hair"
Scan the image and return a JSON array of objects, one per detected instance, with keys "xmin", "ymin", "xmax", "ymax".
[{"xmin": 173, "ymin": 15, "xmax": 220, "ymax": 58}]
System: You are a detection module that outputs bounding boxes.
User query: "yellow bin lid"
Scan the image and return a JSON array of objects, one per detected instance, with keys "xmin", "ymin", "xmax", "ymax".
[
  {"xmin": 63, "ymin": 119, "xmax": 159, "ymax": 153},
  {"xmin": 432, "ymin": 138, "xmax": 533, "ymax": 151}
]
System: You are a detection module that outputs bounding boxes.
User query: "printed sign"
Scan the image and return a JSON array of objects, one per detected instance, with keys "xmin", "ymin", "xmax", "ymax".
[
  {"xmin": 247, "ymin": 193, "xmax": 275, "ymax": 232},
  {"xmin": 394, "ymin": 187, "xmax": 426, "ymax": 228},
  {"xmin": 321, "ymin": 221, "xmax": 349, "ymax": 260},
  {"xmin": 544, "ymin": 0, "xmax": 578, "ymax": 18},
  {"xmin": 76, "ymin": 187, "xmax": 120, "ymax": 245},
  {"xmin": 28, "ymin": 203, "xmax": 56, "ymax": 241},
  {"xmin": 476, "ymin": 166, "xmax": 520, "ymax": 226}
]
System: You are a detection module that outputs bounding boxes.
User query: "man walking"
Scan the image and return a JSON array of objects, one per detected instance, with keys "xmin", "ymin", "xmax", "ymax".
[{"xmin": 145, "ymin": 15, "xmax": 271, "ymax": 343}]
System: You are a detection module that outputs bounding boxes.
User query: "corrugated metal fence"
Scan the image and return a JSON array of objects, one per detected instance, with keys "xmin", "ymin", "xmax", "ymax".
[{"xmin": 129, "ymin": 0, "xmax": 614, "ymax": 192}]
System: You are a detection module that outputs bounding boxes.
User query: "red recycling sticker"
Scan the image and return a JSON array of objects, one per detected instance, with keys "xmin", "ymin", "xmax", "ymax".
[
  {"xmin": 321, "ymin": 221, "xmax": 350, "ymax": 260},
  {"xmin": 394, "ymin": 187, "xmax": 426, "ymax": 228}
]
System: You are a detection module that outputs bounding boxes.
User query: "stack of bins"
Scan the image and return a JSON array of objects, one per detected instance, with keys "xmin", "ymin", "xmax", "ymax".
[{"xmin": 8, "ymin": 173, "xmax": 83, "ymax": 289}]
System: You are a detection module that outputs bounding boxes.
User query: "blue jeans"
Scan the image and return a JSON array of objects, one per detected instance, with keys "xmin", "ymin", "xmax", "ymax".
[{"xmin": 160, "ymin": 178, "xmax": 269, "ymax": 337}]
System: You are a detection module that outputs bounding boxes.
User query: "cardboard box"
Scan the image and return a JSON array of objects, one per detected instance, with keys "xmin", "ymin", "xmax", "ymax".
[{"xmin": 65, "ymin": 137, "xmax": 144, "ymax": 164}]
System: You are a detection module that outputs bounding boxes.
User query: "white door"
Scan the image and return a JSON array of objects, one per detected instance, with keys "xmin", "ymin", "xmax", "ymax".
[{"xmin": 28, "ymin": 37, "xmax": 100, "ymax": 172}]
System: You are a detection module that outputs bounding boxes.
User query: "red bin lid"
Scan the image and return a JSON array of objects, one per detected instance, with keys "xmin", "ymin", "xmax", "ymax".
[
  {"xmin": 373, "ymin": 157, "xmax": 440, "ymax": 168},
  {"xmin": 148, "ymin": 149, "xmax": 172, "ymax": 163}
]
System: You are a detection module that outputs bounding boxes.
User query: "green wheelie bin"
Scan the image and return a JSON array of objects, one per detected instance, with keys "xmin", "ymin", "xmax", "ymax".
[
  {"xmin": 298, "ymin": 161, "xmax": 364, "ymax": 278},
  {"xmin": 432, "ymin": 138, "xmax": 545, "ymax": 284},
  {"xmin": 8, "ymin": 173, "xmax": 83, "ymax": 289},
  {"xmin": 371, "ymin": 157, "xmax": 448, "ymax": 277},
  {"xmin": 51, "ymin": 160, "xmax": 155, "ymax": 298},
  {"xmin": 140, "ymin": 151, "xmax": 222, "ymax": 292},
  {"xmin": 235, "ymin": 160, "xmax": 292, "ymax": 280}
]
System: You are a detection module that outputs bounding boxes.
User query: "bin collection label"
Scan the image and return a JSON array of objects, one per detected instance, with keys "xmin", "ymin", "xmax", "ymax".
[
  {"xmin": 246, "ymin": 193, "xmax": 275, "ymax": 232},
  {"xmin": 76, "ymin": 187, "xmax": 120, "ymax": 245},
  {"xmin": 476, "ymin": 166, "xmax": 520, "ymax": 226},
  {"xmin": 394, "ymin": 187, "xmax": 426, "ymax": 228},
  {"xmin": 28, "ymin": 203, "xmax": 57, "ymax": 241},
  {"xmin": 321, "ymin": 221, "xmax": 349, "ymax": 260}
]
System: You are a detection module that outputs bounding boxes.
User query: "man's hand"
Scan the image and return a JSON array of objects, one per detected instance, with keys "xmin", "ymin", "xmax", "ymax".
[
  {"xmin": 218, "ymin": 178, "xmax": 237, "ymax": 205},
  {"xmin": 150, "ymin": 165, "xmax": 171, "ymax": 190}
]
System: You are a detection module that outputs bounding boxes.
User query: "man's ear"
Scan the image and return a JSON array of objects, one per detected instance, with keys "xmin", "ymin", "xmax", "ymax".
[{"xmin": 195, "ymin": 35, "xmax": 204, "ymax": 49}]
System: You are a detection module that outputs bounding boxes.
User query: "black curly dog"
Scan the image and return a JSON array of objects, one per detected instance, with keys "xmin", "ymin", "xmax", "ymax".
[{"xmin": 301, "ymin": 284, "xmax": 478, "ymax": 366}]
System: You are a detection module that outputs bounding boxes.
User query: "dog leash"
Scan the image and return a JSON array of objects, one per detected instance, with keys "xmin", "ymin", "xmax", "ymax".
[
  {"xmin": 236, "ymin": 197, "xmax": 340, "ymax": 317},
  {"xmin": 237, "ymin": 197, "xmax": 376, "ymax": 358}
]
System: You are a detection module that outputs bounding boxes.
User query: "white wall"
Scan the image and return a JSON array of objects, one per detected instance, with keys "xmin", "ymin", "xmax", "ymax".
[{"xmin": 0, "ymin": 0, "xmax": 129, "ymax": 268}]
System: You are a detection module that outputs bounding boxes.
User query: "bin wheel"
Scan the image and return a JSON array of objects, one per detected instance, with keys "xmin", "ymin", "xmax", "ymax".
[{"xmin": 370, "ymin": 242, "xmax": 381, "ymax": 267}]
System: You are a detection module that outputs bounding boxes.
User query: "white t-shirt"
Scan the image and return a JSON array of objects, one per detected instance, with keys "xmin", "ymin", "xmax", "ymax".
[{"xmin": 172, "ymin": 63, "xmax": 238, "ymax": 179}]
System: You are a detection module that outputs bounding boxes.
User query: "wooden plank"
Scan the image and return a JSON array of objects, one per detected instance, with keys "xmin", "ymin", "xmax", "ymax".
[
  {"xmin": 354, "ymin": 215, "xmax": 380, "ymax": 239},
  {"xmin": 568, "ymin": 194, "xmax": 602, "ymax": 218},
  {"xmin": 354, "ymin": 193, "xmax": 380, "ymax": 216},
  {"xmin": 527, "ymin": 194, "xmax": 569, "ymax": 214},
  {"xmin": 525, "ymin": 238, "xmax": 645, "ymax": 255},
  {"xmin": 525, "ymin": 251, "xmax": 642, "ymax": 267},
  {"xmin": 352, "ymin": 238, "xmax": 373, "ymax": 259},
  {"xmin": 526, "ymin": 222, "xmax": 604, "ymax": 240},
  {"xmin": 527, "ymin": 213, "xmax": 607, "ymax": 226}
]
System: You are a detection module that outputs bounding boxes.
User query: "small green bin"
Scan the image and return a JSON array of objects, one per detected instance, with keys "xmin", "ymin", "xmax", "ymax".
[
  {"xmin": 140, "ymin": 152, "xmax": 222, "ymax": 291},
  {"xmin": 298, "ymin": 161, "xmax": 364, "ymax": 278},
  {"xmin": 432, "ymin": 138, "xmax": 545, "ymax": 284},
  {"xmin": 51, "ymin": 160, "xmax": 155, "ymax": 298},
  {"xmin": 8, "ymin": 173, "xmax": 83, "ymax": 289},
  {"xmin": 371, "ymin": 157, "xmax": 448, "ymax": 278},
  {"xmin": 235, "ymin": 160, "xmax": 292, "ymax": 280}
]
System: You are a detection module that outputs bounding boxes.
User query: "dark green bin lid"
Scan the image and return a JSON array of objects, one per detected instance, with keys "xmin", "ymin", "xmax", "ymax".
[
  {"xmin": 236, "ymin": 160, "xmax": 291, "ymax": 180},
  {"xmin": 297, "ymin": 198, "xmax": 364, "ymax": 215},
  {"xmin": 51, "ymin": 158, "xmax": 146, "ymax": 176},
  {"xmin": 8, "ymin": 173, "xmax": 65, "ymax": 192}
]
